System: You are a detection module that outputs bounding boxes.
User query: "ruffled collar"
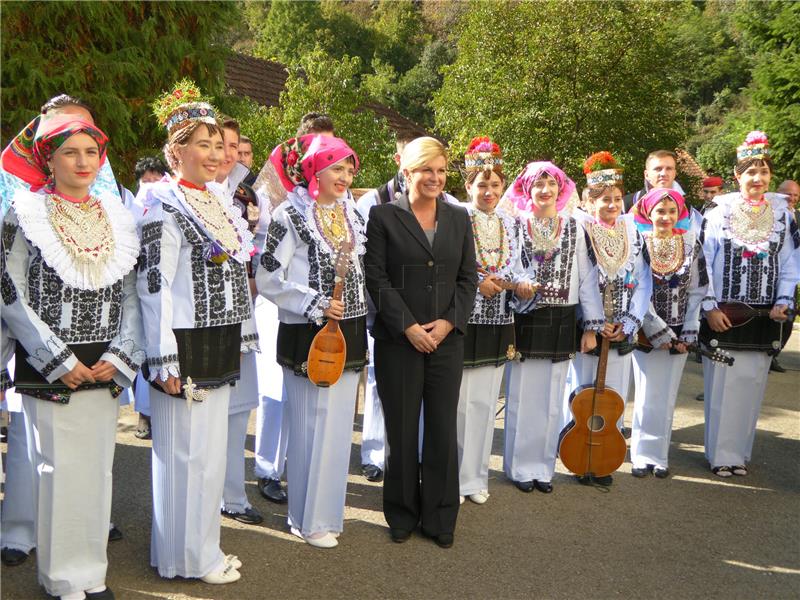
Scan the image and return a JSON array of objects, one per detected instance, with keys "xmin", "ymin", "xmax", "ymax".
[
  {"xmin": 166, "ymin": 178, "xmax": 254, "ymax": 263},
  {"xmin": 11, "ymin": 187, "xmax": 139, "ymax": 290},
  {"xmin": 586, "ymin": 214, "xmax": 639, "ymax": 279}
]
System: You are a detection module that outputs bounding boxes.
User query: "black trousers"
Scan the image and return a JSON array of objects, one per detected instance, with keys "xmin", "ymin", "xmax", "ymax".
[{"xmin": 374, "ymin": 334, "xmax": 464, "ymax": 536}]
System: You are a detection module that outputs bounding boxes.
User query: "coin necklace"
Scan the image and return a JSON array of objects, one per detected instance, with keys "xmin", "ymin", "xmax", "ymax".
[
  {"xmin": 46, "ymin": 193, "xmax": 115, "ymax": 267},
  {"xmin": 729, "ymin": 196, "xmax": 773, "ymax": 247},
  {"xmin": 589, "ymin": 220, "xmax": 629, "ymax": 276},
  {"xmin": 471, "ymin": 210, "xmax": 510, "ymax": 273},
  {"xmin": 179, "ymin": 184, "xmax": 242, "ymax": 255},
  {"xmin": 647, "ymin": 233, "xmax": 684, "ymax": 276}
]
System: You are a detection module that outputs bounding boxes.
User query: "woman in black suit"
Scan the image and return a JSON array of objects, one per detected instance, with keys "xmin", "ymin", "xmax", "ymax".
[{"xmin": 365, "ymin": 137, "xmax": 478, "ymax": 549}]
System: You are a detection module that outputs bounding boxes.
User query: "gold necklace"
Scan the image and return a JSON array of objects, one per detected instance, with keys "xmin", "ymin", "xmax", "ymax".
[
  {"xmin": 647, "ymin": 234, "xmax": 684, "ymax": 276},
  {"xmin": 528, "ymin": 215, "xmax": 561, "ymax": 254},
  {"xmin": 46, "ymin": 194, "xmax": 115, "ymax": 266},
  {"xmin": 314, "ymin": 202, "xmax": 350, "ymax": 247},
  {"xmin": 589, "ymin": 220, "xmax": 629, "ymax": 275},
  {"xmin": 179, "ymin": 184, "xmax": 241, "ymax": 254},
  {"xmin": 730, "ymin": 198, "xmax": 773, "ymax": 246}
]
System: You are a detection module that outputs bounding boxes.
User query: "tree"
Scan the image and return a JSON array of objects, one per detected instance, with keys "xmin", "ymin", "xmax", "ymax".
[
  {"xmin": 1, "ymin": 1, "xmax": 239, "ymax": 186},
  {"xmin": 433, "ymin": 0, "xmax": 689, "ymax": 186},
  {"xmin": 238, "ymin": 46, "xmax": 397, "ymax": 188}
]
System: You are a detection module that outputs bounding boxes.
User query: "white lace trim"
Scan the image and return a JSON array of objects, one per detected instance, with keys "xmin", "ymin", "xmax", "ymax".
[
  {"xmin": 714, "ymin": 192, "xmax": 787, "ymax": 255},
  {"xmin": 642, "ymin": 229, "xmax": 695, "ymax": 279},
  {"xmin": 580, "ymin": 213, "xmax": 639, "ymax": 281},
  {"xmin": 11, "ymin": 188, "xmax": 139, "ymax": 290},
  {"xmin": 163, "ymin": 179, "xmax": 254, "ymax": 263}
]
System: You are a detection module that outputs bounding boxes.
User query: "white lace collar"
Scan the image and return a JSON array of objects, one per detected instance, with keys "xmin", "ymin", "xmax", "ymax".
[{"xmin": 11, "ymin": 188, "xmax": 139, "ymax": 290}]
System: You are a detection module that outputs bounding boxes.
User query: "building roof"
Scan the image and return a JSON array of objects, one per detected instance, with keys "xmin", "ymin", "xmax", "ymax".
[{"xmin": 224, "ymin": 52, "xmax": 430, "ymax": 140}]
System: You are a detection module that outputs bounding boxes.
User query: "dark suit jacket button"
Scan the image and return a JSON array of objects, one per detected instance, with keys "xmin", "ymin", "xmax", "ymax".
[
  {"xmin": 427, "ymin": 260, "xmax": 434, "ymax": 267},
  {"xmin": 426, "ymin": 285, "xmax": 433, "ymax": 291}
]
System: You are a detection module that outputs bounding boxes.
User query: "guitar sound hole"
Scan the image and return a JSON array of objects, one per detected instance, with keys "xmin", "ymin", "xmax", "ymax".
[{"xmin": 586, "ymin": 415, "xmax": 605, "ymax": 432}]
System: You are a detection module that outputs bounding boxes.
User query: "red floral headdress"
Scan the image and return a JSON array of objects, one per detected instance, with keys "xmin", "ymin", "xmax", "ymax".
[
  {"xmin": 583, "ymin": 151, "xmax": 624, "ymax": 187},
  {"xmin": 464, "ymin": 136, "xmax": 503, "ymax": 173},
  {"xmin": 736, "ymin": 131, "xmax": 770, "ymax": 162}
]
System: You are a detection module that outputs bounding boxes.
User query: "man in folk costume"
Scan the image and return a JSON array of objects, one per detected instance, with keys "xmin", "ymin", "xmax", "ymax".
[
  {"xmin": 701, "ymin": 175, "xmax": 724, "ymax": 214},
  {"xmin": 700, "ymin": 131, "xmax": 799, "ymax": 478},
  {"xmin": 1, "ymin": 113, "xmax": 144, "ymax": 600},
  {"xmin": 503, "ymin": 161, "xmax": 604, "ymax": 494},
  {"xmin": 567, "ymin": 152, "xmax": 653, "ymax": 485},
  {"xmin": 256, "ymin": 134, "xmax": 368, "ymax": 548},
  {"xmin": 139, "ymin": 81, "xmax": 256, "ymax": 583}
]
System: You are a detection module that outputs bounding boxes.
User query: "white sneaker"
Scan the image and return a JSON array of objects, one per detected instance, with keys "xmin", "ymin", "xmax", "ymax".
[
  {"xmin": 459, "ymin": 495, "xmax": 465, "ymax": 505},
  {"xmin": 469, "ymin": 491, "xmax": 490, "ymax": 505},
  {"xmin": 224, "ymin": 554, "xmax": 242, "ymax": 569},
  {"xmin": 201, "ymin": 563, "xmax": 241, "ymax": 584},
  {"xmin": 291, "ymin": 527, "xmax": 338, "ymax": 549}
]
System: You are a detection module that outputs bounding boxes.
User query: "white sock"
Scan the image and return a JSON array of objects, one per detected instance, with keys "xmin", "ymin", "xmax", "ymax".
[
  {"xmin": 86, "ymin": 585, "xmax": 107, "ymax": 593},
  {"xmin": 61, "ymin": 592, "xmax": 86, "ymax": 600}
]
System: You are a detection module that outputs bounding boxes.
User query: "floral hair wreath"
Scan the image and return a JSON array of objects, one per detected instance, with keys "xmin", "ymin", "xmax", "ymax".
[
  {"xmin": 464, "ymin": 136, "xmax": 503, "ymax": 173},
  {"xmin": 583, "ymin": 151, "xmax": 624, "ymax": 187},
  {"xmin": 152, "ymin": 79, "xmax": 218, "ymax": 135},
  {"xmin": 277, "ymin": 136, "xmax": 308, "ymax": 187}
]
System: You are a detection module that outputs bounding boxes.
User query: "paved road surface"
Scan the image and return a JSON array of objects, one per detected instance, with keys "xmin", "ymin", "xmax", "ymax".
[{"xmin": 2, "ymin": 332, "xmax": 799, "ymax": 599}]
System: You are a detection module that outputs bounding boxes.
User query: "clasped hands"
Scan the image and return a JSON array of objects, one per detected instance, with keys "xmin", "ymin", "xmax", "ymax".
[
  {"xmin": 405, "ymin": 319, "xmax": 454, "ymax": 353},
  {"xmin": 59, "ymin": 360, "xmax": 118, "ymax": 391}
]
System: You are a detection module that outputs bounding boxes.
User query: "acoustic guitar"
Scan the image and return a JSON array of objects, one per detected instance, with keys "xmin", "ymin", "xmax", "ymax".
[
  {"xmin": 307, "ymin": 241, "xmax": 353, "ymax": 387},
  {"xmin": 636, "ymin": 331, "xmax": 734, "ymax": 366},
  {"xmin": 558, "ymin": 286, "xmax": 627, "ymax": 479}
]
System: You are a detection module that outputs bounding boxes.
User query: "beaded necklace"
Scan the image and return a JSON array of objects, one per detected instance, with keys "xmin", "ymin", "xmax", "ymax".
[
  {"xmin": 313, "ymin": 201, "xmax": 351, "ymax": 250},
  {"xmin": 471, "ymin": 210, "xmax": 510, "ymax": 273},
  {"xmin": 588, "ymin": 220, "xmax": 629, "ymax": 276},
  {"xmin": 527, "ymin": 215, "xmax": 562, "ymax": 262},
  {"xmin": 647, "ymin": 233, "xmax": 684, "ymax": 276},
  {"xmin": 46, "ymin": 192, "xmax": 115, "ymax": 267},
  {"xmin": 729, "ymin": 195, "xmax": 773, "ymax": 247},
  {"xmin": 179, "ymin": 183, "xmax": 242, "ymax": 256}
]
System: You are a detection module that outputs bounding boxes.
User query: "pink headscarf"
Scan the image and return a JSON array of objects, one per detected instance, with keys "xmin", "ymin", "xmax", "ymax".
[
  {"xmin": 503, "ymin": 161, "xmax": 575, "ymax": 213},
  {"xmin": 2, "ymin": 114, "xmax": 108, "ymax": 192},
  {"xmin": 631, "ymin": 188, "xmax": 691, "ymax": 234},
  {"xmin": 269, "ymin": 134, "xmax": 359, "ymax": 199}
]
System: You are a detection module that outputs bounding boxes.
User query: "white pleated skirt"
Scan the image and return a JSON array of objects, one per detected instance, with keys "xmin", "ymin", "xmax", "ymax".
[
  {"xmin": 457, "ymin": 364, "xmax": 504, "ymax": 496},
  {"xmin": 630, "ymin": 349, "xmax": 688, "ymax": 469},
  {"xmin": 504, "ymin": 359, "xmax": 570, "ymax": 483},
  {"xmin": 703, "ymin": 350, "xmax": 770, "ymax": 468},
  {"xmin": 283, "ymin": 368, "xmax": 358, "ymax": 537}
]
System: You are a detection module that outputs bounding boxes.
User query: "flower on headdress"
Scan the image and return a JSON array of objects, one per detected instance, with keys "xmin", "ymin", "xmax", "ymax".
[
  {"xmin": 745, "ymin": 131, "xmax": 769, "ymax": 146},
  {"xmin": 173, "ymin": 90, "xmax": 183, "ymax": 99},
  {"xmin": 287, "ymin": 149, "xmax": 299, "ymax": 166},
  {"xmin": 583, "ymin": 151, "xmax": 618, "ymax": 174}
]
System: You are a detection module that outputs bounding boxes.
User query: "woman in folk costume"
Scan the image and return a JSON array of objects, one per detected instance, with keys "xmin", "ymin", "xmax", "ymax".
[
  {"xmin": 567, "ymin": 152, "xmax": 652, "ymax": 484},
  {"xmin": 255, "ymin": 134, "xmax": 368, "ymax": 549},
  {"xmin": 456, "ymin": 137, "xmax": 533, "ymax": 505},
  {"xmin": 503, "ymin": 161, "xmax": 604, "ymax": 494},
  {"xmin": 1, "ymin": 114, "xmax": 143, "ymax": 600},
  {"xmin": 700, "ymin": 131, "xmax": 799, "ymax": 477},
  {"xmin": 629, "ymin": 188, "xmax": 707, "ymax": 478},
  {"xmin": 138, "ymin": 81, "xmax": 256, "ymax": 584}
]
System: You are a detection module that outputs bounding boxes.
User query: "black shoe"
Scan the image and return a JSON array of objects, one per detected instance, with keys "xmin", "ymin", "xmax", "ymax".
[
  {"xmin": 432, "ymin": 533, "xmax": 453, "ymax": 549},
  {"xmin": 770, "ymin": 358, "xmax": 786, "ymax": 373},
  {"xmin": 361, "ymin": 464, "xmax": 384, "ymax": 482},
  {"xmin": 695, "ymin": 393, "xmax": 704, "ymax": 402},
  {"xmin": 620, "ymin": 427, "xmax": 632, "ymax": 439},
  {"xmin": 631, "ymin": 465, "xmax": 653, "ymax": 478},
  {"xmin": 1, "ymin": 547, "xmax": 28, "ymax": 566},
  {"xmin": 595, "ymin": 474, "xmax": 613, "ymax": 486},
  {"xmin": 653, "ymin": 467, "xmax": 670, "ymax": 479},
  {"xmin": 514, "ymin": 480, "xmax": 535, "ymax": 493},
  {"xmin": 222, "ymin": 506, "xmax": 264, "ymax": 525},
  {"xmin": 259, "ymin": 477, "xmax": 287, "ymax": 504},
  {"xmin": 390, "ymin": 528, "xmax": 412, "ymax": 543},
  {"xmin": 86, "ymin": 587, "xmax": 115, "ymax": 599},
  {"xmin": 108, "ymin": 525, "xmax": 123, "ymax": 542},
  {"xmin": 533, "ymin": 480, "xmax": 553, "ymax": 493}
]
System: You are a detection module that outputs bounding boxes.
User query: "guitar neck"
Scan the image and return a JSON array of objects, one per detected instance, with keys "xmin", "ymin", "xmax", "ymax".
[{"xmin": 594, "ymin": 336, "xmax": 611, "ymax": 393}]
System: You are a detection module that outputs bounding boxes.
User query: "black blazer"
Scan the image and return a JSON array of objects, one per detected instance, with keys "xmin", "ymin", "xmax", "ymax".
[{"xmin": 365, "ymin": 194, "xmax": 478, "ymax": 342}]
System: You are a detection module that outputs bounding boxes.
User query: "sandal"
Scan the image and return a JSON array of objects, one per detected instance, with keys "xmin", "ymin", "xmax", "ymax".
[
  {"xmin": 731, "ymin": 465, "xmax": 747, "ymax": 476},
  {"xmin": 134, "ymin": 414, "xmax": 151, "ymax": 440},
  {"xmin": 712, "ymin": 466, "xmax": 732, "ymax": 478}
]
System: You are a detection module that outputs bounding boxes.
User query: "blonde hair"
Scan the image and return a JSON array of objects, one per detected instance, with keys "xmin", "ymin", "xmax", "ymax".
[{"xmin": 400, "ymin": 136, "xmax": 448, "ymax": 173}]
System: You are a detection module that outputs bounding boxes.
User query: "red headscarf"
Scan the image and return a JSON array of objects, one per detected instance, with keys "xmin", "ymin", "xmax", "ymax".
[{"xmin": 1, "ymin": 114, "xmax": 108, "ymax": 191}]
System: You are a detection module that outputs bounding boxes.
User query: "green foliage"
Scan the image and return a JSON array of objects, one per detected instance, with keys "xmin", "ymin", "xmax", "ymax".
[
  {"xmin": 434, "ymin": 0, "xmax": 688, "ymax": 186},
  {"xmin": 236, "ymin": 46, "xmax": 396, "ymax": 188},
  {"xmin": 1, "ymin": 1, "xmax": 238, "ymax": 187}
]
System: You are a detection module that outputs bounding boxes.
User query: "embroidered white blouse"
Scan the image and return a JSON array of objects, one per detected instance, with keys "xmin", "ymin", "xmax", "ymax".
[
  {"xmin": 1, "ymin": 189, "xmax": 143, "ymax": 385},
  {"xmin": 255, "ymin": 186, "xmax": 368, "ymax": 325},
  {"xmin": 137, "ymin": 179, "xmax": 257, "ymax": 381},
  {"xmin": 701, "ymin": 192, "xmax": 799, "ymax": 312}
]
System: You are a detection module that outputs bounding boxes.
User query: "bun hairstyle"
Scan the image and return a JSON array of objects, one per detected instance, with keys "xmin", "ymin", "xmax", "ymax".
[
  {"xmin": 583, "ymin": 151, "xmax": 624, "ymax": 200},
  {"xmin": 735, "ymin": 131, "xmax": 773, "ymax": 176},
  {"xmin": 463, "ymin": 136, "xmax": 505, "ymax": 185}
]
